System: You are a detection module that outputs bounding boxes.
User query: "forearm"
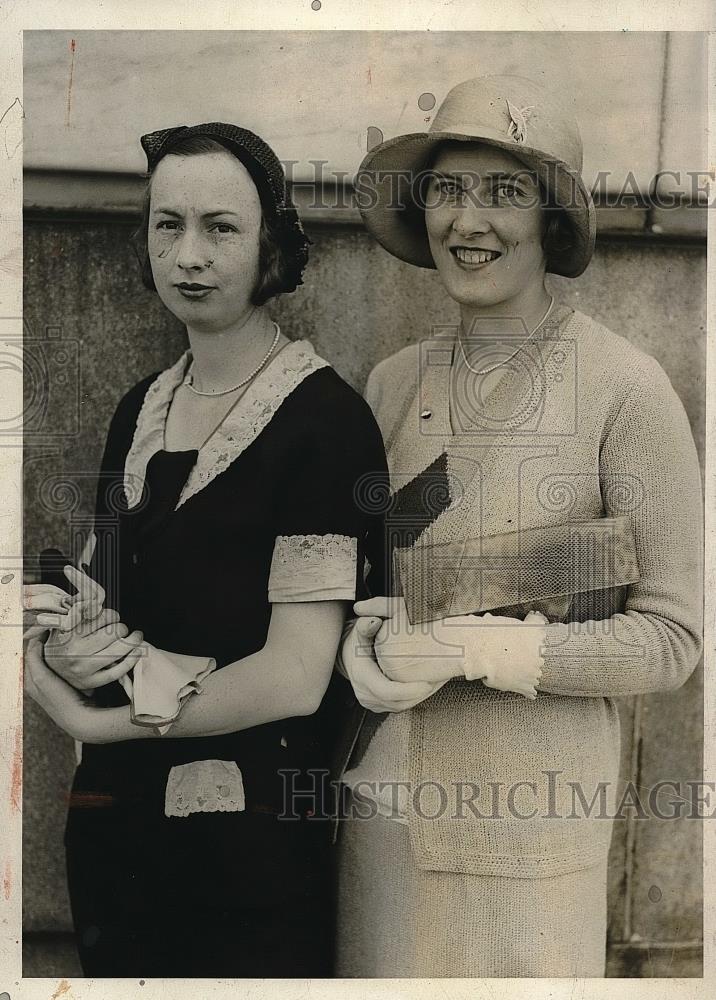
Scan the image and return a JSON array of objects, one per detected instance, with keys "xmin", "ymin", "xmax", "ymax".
[
  {"xmin": 538, "ymin": 611, "xmax": 702, "ymax": 698},
  {"xmin": 538, "ymin": 366, "xmax": 702, "ymax": 698},
  {"xmin": 169, "ymin": 643, "xmax": 325, "ymax": 736},
  {"xmin": 371, "ymin": 605, "xmax": 701, "ymax": 699},
  {"xmin": 334, "ymin": 617, "xmax": 356, "ymax": 680},
  {"xmin": 83, "ymin": 643, "xmax": 327, "ymax": 743}
]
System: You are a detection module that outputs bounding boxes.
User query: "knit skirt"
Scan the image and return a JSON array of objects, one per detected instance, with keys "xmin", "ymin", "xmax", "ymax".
[{"xmin": 335, "ymin": 809, "xmax": 608, "ymax": 978}]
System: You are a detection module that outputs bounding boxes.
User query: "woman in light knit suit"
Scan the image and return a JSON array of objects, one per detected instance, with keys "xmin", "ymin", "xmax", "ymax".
[{"xmin": 337, "ymin": 75, "xmax": 703, "ymax": 976}]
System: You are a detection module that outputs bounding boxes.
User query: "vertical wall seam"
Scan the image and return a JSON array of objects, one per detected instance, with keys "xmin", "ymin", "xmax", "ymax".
[
  {"xmin": 646, "ymin": 30, "xmax": 672, "ymax": 229},
  {"xmin": 657, "ymin": 31, "xmax": 671, "ymax": 172}
]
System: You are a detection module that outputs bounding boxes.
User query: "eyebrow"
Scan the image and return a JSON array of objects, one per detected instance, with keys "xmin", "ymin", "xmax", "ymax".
[
  {"xmin": 484, "ymin": 171, "xmax": 535, "ymax": 183},
  {"xmin": 433, "ymin": 170, "xmax": 533, "ymax": 184},
  {"xmin": 151, "ymin": 208, "xmax": 240, "ymax": 218}
]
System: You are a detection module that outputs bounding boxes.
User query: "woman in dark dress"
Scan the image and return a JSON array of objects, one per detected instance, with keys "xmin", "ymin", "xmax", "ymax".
[{"xmin": 23, "ymin": 122, "xmax": 391, "ymax": 978}]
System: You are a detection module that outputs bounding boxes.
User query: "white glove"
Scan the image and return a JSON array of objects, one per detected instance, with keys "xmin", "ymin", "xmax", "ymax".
[
  {"xmin": 356, "ymin": 598, "xmax": 545, "ymax": 700},
  {"xmin": 462, "ymin": 611, "xmax": 546, "ymax": 698}
]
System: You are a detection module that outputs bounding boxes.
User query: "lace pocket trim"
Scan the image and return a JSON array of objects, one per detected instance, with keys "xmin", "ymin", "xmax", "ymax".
[{"xmin": 165, "ymin": 759, "xmax": 246, "ymax": 818}]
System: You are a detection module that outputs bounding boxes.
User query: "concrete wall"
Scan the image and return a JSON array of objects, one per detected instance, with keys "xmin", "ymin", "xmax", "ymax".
[
  {"xmin": 23, "ymin": 214, "xmax": 704, "ymax": 976},
  {"xmin": 24, "ymin": 30, "xmax": 707, "ymax": 195}
]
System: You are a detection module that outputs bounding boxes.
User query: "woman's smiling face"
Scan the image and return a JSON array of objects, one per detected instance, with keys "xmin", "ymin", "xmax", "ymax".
[
  {"xmin": 148, "ymin": 150, "xmax": 263, "ymax": 333},
  {"xmin": 424, "ymin": 142, "xmax": 547, "ymax": 310}
]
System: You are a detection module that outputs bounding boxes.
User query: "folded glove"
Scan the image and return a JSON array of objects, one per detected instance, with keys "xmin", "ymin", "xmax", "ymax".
[{"xmin": 119, "ymin": 647, "xmax": 216, "ymax": 735}]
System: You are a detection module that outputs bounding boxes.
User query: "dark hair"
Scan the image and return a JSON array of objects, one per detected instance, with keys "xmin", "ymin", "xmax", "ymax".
[
  {"xmin": 132, "ymin": 135, "xmax": 308, "ymax": 306},
  {"xmin": 540, "ymin": 190, "xmax": 574, "ymax": 268}
]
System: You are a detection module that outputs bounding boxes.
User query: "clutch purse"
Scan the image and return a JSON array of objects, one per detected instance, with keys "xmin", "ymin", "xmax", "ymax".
[{"xmin": 394, "ymin": 515, "xmax": 640, "ymax": 625}]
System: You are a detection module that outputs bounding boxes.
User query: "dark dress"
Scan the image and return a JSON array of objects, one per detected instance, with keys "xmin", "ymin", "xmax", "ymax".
[{"xmin": 62, "ymin": 342, "xmax": 387, "ymax": 977}]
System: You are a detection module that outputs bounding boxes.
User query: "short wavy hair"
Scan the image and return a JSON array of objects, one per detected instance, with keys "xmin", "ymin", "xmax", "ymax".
[
  {"xmin": 540, "ymin": 195, "xmax": 575, "ymax": 268},
  {"xmin": 132, "ymin": 133, "xmax": 309, "ymax": 306}
]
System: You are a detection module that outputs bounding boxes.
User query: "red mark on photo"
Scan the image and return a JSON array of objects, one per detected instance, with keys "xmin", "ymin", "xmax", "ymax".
[
  {"xmin": 67, "ymin": 791, "xmax": 115, "ymax": 808},
  {"xmin": 10, "ymin": 726, "xmax": 22, "ymax": 813},
  {"xmin": 65, "ymin": 38, "xmax": 76, "ymax": 128},
  {"xmin": 51, "ymin": 980, "xmax": 72, "ymax": 1000}
]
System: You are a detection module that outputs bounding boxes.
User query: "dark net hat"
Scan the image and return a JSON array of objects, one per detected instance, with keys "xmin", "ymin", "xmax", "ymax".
[{"xmin": 140, "ymin": 121, "xmax": 310, "ymax": 291}]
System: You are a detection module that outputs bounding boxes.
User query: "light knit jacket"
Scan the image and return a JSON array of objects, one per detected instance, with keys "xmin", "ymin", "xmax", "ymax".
[{"xmin": 358, "ymin": 306, "xmax": 703, "ymax": 878}]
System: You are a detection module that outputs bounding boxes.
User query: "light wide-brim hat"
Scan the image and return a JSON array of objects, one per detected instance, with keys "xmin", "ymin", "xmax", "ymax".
[{"xmin": 357, "ymin": 75, "xmax": 595, "ymax": 278}]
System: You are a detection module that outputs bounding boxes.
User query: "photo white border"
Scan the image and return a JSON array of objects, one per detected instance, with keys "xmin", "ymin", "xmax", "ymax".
[{"xmin": 1, "ymin": 2, "xmax": 713, "ymax": 998}]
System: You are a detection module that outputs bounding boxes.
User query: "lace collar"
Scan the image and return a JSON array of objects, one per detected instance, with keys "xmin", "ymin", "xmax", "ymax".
[{"xmin": 123, "ymin": 339, "xmax": 330, "ymax": 511}]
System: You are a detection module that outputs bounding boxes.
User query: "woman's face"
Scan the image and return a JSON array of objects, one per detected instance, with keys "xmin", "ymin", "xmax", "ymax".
[
  {"xmin": 424, "ymin": 142, "xmax": 547, "ymax": 311},
  {"xmin": 148, "ymin": 150, "xmax": 262, "ymax": 333}
]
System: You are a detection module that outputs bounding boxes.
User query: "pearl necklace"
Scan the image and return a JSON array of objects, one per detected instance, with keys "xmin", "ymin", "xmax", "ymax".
[
  {"xmin": 457, "ymin": 296, "xmax": 555, "ymax": 376},
  {"xmin": 183, "ymin": 322, "xmax": 281, "ymax": 396}
]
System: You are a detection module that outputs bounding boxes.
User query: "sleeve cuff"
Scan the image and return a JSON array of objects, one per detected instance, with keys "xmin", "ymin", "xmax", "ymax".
[{"xmin": 268, "ymin": 533, "xmax": 358, "ymax": 603}]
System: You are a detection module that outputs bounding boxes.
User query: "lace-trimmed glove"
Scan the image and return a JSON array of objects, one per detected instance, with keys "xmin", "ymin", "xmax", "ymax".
[
  {"xmin": 460, "ymin": 611, "xmax": 546, "ymax": 698},
  {"xmin": 355, "ymin": 598, "xmax": 546, "ymax": 700}
]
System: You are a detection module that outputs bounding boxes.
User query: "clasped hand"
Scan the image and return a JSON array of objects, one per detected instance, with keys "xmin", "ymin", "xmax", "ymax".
[
  {"xmin": 23, "ymin": 564, "xmax": 143, "ymax": 691},
  {"xmin": 339, "ymin": 596, "xmax": 546, "ymax": 713}
]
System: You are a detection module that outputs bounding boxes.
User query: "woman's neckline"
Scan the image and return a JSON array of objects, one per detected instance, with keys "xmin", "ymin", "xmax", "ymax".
[
  {"xmin": 446, "ymin": 301, "xmax": 575, "ymax": 436},
  {"xmin": 161, "ymin": 336, "xmax": 293, "ymax": 454}
]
